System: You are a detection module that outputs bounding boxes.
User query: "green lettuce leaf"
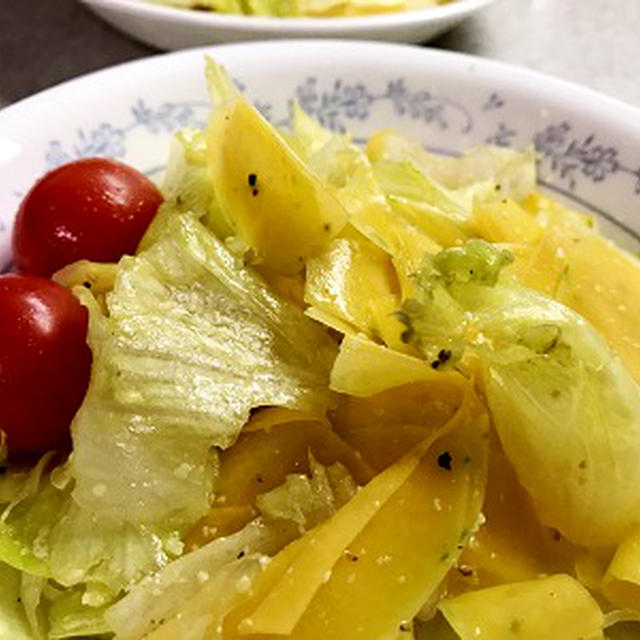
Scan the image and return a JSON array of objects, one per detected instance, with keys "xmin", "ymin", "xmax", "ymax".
[
  {"xmin": 106, "ymin": 465, "xmax": 353, "ymax": 639},
  {"xmin": 47, "ymin": 588, "xmax": 110, "ymax": 639},
  {"xmin": 281, "ymin": 103, "xmax": 335, "ymax": 160},
  {"xmin": 0, "ymin": 210, "xmax": 336, "ymax": 630},
  {"xmin": 372, "ymin": 160, "xmax": 469, "ymax": 219},
  {"xmin": 399, "ymin": 240, "xmax": 640, "ymax": 547},
  {"xmin": 20, "ymin": 572, "xmax": 46, "ymax": 639},
  {"xmin": 105, "ymin": 520, "xmax": 279, "ymax": 640},
  {"xmin": 0, "ymin": 469, "xmax": 171, "ymax": 607},
  {"xmin": 256, "ymin": 456, "xmax": 357, "ymax": 530},
  {"xmin": 106, "ymin": 457, "xmax": 356, "ymax": 640},
  {"xmin": 152, "ymin": 0, "xmax": 443, "ymax": 14},
  {"xmin": 245, "ymin": 0, "xmax": 300, "ymax": 15},
  {"xmin": 367, "ymin": 131, "xmax": 536, "ymax": 203},
  {"xmin": 281, "ymin": 105, "xmax": 428, "ymax": 265},
  {"xmin": 0, "ymin": 562, "xmax": 32, "ymax": 639},
  {"xmin": 0, "ymin": 471, "xmax": 65, "ymax": 577},
  {"xmin": 149, "ymin": 0, "xmax": 243, "ymax": 13},
  {"xmin": 70, "ymin": 212, "xmax": 336, "ymax": 530}
]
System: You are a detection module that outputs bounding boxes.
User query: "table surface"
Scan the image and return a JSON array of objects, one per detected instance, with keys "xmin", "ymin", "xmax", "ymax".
[{"xmin": 1, "ymin": 0, "xmax": 639, "ymax": 109}]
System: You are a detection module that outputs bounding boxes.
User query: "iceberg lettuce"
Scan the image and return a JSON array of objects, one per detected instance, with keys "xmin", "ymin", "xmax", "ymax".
[
  {"xmin": 0, "ymin": 562, "xmax": 31, "ymax": 639},
  {"xmin": 398, "ymin": 240, "xmax": 640, "ymax": 546},
  {"xmin": 70, "ymin": 213, "xmax": 336, "ymax": 530},
  {"xmin": 0, "ymin": 212, "xmax": 337, "ymax": 630}
]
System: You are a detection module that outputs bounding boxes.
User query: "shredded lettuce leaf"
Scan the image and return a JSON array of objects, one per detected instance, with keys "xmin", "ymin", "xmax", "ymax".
[
  {"xmin": 3, "ymin": 55, "xmax": 638, "ymax": 640},
  {"xmin": 106, "ymin": 458, "xmax": 355, "ymax": 640},
  {"xmin": 0, "ymin": 562, "xmax": 32, "ymax": 639},
  {"xmin": 105, "ymin": 520, "xmax": 279, "ymax": 640},
  {"xmin": 398, "ymin": 240, "xmax": 640, "ymax": 546},
  {"xmin": 0, "ymin": 469, "xmax": 172, "ymax": 606},
  {"xmin": 140, "ymin": 130, "xmax": 234, "ymax": 247},
  {"xmin": 367, "ymin": 130, "xmax": 536, "ymax": 203},
  {"xmin": 46, "ymin": 588, "xmax": 110, "ymax": 639},
  {"xmin": 0, "ymin": 211, "xmax": 337, "ymax": 624},
  {"xmin": 151, "ymin": 0, "xmax": 446, "ymax": 16},
  {"xmin": 256, "ymin": 456, "xmax": 357, "ymax": 530},
  {"xmin": 70, "ymin": 212, "xmax": 336, "ymax": 531}
]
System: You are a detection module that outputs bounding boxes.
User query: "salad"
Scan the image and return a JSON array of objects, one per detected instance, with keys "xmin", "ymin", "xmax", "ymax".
[
  {"xmin": 149, "ymin": 0, "xmax": 450, "ymax": 18},
  {"xmin": 2, "ymin": 58, "xmax": 640, "ymax": 639}
]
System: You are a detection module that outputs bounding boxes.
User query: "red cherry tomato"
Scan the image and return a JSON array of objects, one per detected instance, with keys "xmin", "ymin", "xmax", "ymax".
[
  {"xmin": 13, "ymin": 158, "xmax": 163, "ymax": 276},
  {"xmin": 0, "ymin": 274, "xmax": 91, "ymax": 456}
]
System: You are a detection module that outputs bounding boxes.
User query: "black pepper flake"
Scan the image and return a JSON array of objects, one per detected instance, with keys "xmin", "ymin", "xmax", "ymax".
[
  {"xmin": 432, "ymin": 349, "xmax": 452, "ymax": 369},
  {"xmin": 550, "ymin": 528, "xmax": 561, "ymax": 542},
  {"xmin": 248, "ymin": 173, "xmax": 257, "ymax": 187},
  {"xmin": 323, "ymin": 223, "xmax": 331, "ymax": 232},
  {"xmin": 440, "ymin": 551, "xmax": 450, "ymax": 562},
  {"xmin": 237, "ymin": 550, "xmax": 246, "ymax": 559},
  {"xmin": 252, "ymin": 188, "xmax": 259, "ymax": 197},
  {"xmin": 83, "ymin": 281, "xmax": 92, "ymax": 289},
  {"xmin": 400, "ymin": 329, "xmax": 413, "ymax": 344},
  {"xmin": 344, "ymin": 549, "xmax": 359, "ymax": 562},
  {"xmin": 256, "ymin": 475, "xmax": 264, "ymax": 484},
  {"xmin": 495, "ymin": 184, "xmax": 502, "ymax": 192},
  {"xmin": 458, "ymin": 565, "xmax": 474, "ymax": 577},
  {"xmin": 437, "ymin": 451, "xmax": 452, "ymax": 471},
  {"xmin": 399, "ymin": 622, "xmax": 411, "ymax": 632}
]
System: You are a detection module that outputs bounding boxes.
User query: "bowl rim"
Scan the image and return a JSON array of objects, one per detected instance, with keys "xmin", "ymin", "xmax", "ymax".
[
  {"xmin": 79, "ymin": 0, "xmax": 496, "ymax": 30},
  {"xmin": 2, "ymin": 40, "xmax": 639, "ymax": 123},
  {"xmin": 2, "ymin": 40, "xmax": 640, "ymax": 270}
]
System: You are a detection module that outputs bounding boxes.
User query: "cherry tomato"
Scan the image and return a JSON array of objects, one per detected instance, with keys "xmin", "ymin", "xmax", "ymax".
[
  {"xmin": 0, "ymin": 274, "xmax": 91, "ymax": 456},
  {"xmin": 13, "ymin": 158, "xmax": 163, "ymax": 276}
]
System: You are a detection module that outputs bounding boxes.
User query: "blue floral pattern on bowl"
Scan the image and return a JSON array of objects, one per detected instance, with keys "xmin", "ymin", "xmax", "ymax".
[
  {"xmin": 44, "ymin": 76, "xmax": 640, "ymax": 198},
  {"xmin": 36, "ymin": 74, "xmax": 640, "ymax": 248},
  {"xmin": 3, "ymin": 48, "xmax": 640, "ymax": 275},
  {"xmin": 42, "ymin": 77, "xmax": 477, "ymax": 171}
]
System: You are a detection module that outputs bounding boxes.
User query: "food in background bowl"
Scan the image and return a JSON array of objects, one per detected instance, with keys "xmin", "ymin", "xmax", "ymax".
[
  {"xmin": 78, "ymin": 0, "xmax": 497, "ymax": 48},
  {"xmin": 150, "ymin": 0, "xmax": 451, "ymax": 18},
  {"xmin": 2, "ymin": 56, "xmax": 640, "ymax": 639}
]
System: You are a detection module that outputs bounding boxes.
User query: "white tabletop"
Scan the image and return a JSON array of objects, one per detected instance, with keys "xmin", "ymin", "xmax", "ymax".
[{"xmin": 1, "ymin": 0, "xmax": 639, "ymax": 108}]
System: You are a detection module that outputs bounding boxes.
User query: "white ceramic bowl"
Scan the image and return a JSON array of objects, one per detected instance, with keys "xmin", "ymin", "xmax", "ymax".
[
  {"xmin": 1, "ymin": 40, "xmax": 640, "ymax": 272},
  {"xmin": 79, "ymin": 0, "xmax": 496, "ymax": 49}
]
